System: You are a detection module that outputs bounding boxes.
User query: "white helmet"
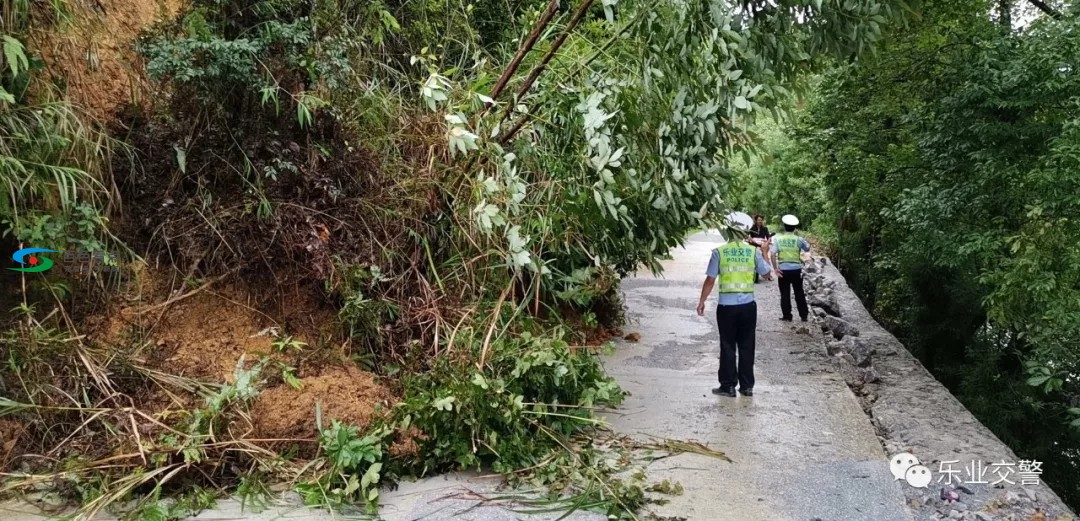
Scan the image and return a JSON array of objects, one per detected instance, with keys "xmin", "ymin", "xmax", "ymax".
[{"xmin": 781, "ymin": 214, "xmax": 800, "ymax": 227}]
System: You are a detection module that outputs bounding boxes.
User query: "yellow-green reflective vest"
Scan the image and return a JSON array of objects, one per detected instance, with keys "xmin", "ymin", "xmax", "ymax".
[
  {"xmin": 774, "ymin": 233, "xmax": 802, "ymax": 264},
  {"xmin": 716, "ymin": 243, "xmax": 756, "ymax": 294}
]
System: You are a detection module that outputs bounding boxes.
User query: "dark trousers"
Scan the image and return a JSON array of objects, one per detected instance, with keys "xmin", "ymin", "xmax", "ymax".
[
  {"xmin": 779, "ymin": 269, "xmax": 809, "ymax": 320},
  {"xmin": 716, "ymin": 302, "xmax": 757, "ymax": 390}
]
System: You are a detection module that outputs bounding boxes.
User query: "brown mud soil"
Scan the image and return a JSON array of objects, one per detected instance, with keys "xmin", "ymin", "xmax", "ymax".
[
  {"xmin": 94, "ymin": 287, "xmax": 277, "ymax": 382},
  {"xmin": 30, "ymin": 0, "xmax": 184, "ymax": 120},
  {"xmin": 250, "ymin": 365, "xmax": 392, "ymax": 441},
  {"xmin": 85, "ymin": 269, "xmax": 398, "ymax": 447},
  {"xmin": 389, "ymin": 426, "xmax": 424, "ymax": 458},
  {"xmin": 585, "ymin": 325, "xmax": 622, "ymax": 346},
  {"xmin": 148, "ymin": 290, "xmax": 276, "ymax": 382}
]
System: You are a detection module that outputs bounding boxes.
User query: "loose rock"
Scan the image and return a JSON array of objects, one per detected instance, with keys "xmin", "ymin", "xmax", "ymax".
[
  {"xmin": 859, "ymin": 367, "xmax": 881, "ymax": 384},
  {"xmin": 837, "ymin": 358, "xmax": 880, "ymax": 387},
  {"xmin": 826, "ymin": 340, "xmax": 845, "ymax": 356},
  {"xmin": 846, "ymin": 337, "xmax": 875, "ymax": 367},
  {"xmin": 942, "ymin": 488, "xmax": 960, "ymax": 502},
  {"xmin": 823, "ymin": 315, "xmax": 860, "ymax": 340},
  {"xmin": 808, "ymin": 293, "xmax": 841, "ymax": 317}
]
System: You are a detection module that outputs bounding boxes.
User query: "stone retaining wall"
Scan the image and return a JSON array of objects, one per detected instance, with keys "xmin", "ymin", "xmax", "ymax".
[{"xmin": 804, "ymin": 257, "xmax": 1076, "ymax": 521}]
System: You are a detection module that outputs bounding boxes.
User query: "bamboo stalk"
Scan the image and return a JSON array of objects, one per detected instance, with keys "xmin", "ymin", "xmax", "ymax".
[
  {"xmin": 496, "ymin": 2, "xmax": 651, "ymax": 145},
  {"xmin": 487, "ymin": 0, "xmax": 561, "ymax": 105},
  {"xmin": 495, "ymin": 0, "xmax": 598, "ymax": 139},
  {"xmin": 478, "ymin": 279, "xmax": 514, "ymax": 369}
]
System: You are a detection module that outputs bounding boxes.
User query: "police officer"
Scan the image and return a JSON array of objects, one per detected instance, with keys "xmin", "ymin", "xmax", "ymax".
[
  {"xmin": 770, "ymin": 214, "xmax": 811, "ymax": 322},
  {"xmin": 697, "ymin": 223, "xmax": 773, "ymax": 397}
]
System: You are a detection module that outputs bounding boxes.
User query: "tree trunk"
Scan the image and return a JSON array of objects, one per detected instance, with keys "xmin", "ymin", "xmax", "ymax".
[{"xmin": 1026, "ymin": 0, "xmax": 1064, "ymax": 20}]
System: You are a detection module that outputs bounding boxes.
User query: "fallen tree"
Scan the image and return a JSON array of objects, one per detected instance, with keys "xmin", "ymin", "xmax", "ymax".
[{"xmin": 1, "ymin": 0, "xmax": 908, "ymax": 518}]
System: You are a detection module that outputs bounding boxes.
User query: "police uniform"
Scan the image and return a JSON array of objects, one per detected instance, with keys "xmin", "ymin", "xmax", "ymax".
[
  {"xmin": 705, "ymin": 231, "xmax": 772, "ymax": 396},
  {"xmin": 771, "ymin": 215, "xmax": 811, "ymax": 321}
]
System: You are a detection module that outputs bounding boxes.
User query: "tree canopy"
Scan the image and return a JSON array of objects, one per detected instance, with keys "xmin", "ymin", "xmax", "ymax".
[{"xmin": 735, "ymin": 0, "xmax": 1080, "ymax": 505}]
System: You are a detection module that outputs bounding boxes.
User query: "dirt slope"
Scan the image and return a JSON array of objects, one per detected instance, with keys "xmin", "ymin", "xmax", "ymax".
[{"xmin": 31, "ymin": 0, "xmax": 183, "ymax": 120}]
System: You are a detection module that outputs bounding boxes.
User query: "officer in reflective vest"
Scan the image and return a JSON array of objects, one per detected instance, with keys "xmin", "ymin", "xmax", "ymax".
[
  {"xmin": 697, "ymin": 225, "xmax": 773, "ymax": 397},
  {"xmin": 770, "ymin": 214, "xmax": 812, "ymax": 322}
]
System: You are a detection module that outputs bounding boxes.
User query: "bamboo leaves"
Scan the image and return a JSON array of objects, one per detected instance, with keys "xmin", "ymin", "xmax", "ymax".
[
  {"xmin": 506, "ymin": 225, "xmax": 532, "ymax": 268},
  {"xmin": 446, "ymin": 114, "xmax": 480, "ymax": 156},
  {"xmin": 421, "ymin": 74, "xmax": 451, "ymax": 111}
]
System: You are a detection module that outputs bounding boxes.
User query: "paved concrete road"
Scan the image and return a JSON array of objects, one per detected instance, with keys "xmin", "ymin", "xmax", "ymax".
[
  {"xmin": 597, "ymin": 230, "xmax": 913, "ymax": 521},
  {"xmin": 2, "ymin": 231, "xmax": 913, "ymax": 520}
]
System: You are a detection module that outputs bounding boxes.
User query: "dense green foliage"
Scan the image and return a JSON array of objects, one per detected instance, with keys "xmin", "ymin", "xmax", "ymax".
[
  {"xmin": 468, "ymin": 0, "xmax": 903, "ymax": 278},
  {"xmin": 0, "ymin": 2, "xmax": 116, "ymax": 257},
  {"xmin": 396, "ymin": 327, "xmax": 621, "ymax": 474},
  {"xmin": 735, "ymin": 0, "xmax": 1080, "ymax": 507},
  {"xmin": 730, "ymin": 116, "xmax": 832, "ymax": 236},
  {"xmin": 0, "ymin": 0, "xmax": 919, "ymax": 517}
]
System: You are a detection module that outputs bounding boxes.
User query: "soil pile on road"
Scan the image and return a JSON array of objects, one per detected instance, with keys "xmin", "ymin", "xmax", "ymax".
[
  {"xmin": 141, "ymin": 291, "xmax": 276, "ymax": 380},
  {"xmin": 251, "ymin": 366, "xmax": 392, "ymax": 440},
  {"xmin": 91, "ymin": 278, "xmax": 395, "ymax": 442}
]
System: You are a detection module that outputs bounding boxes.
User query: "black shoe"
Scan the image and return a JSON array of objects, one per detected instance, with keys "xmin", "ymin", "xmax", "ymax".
[
  {"xmin": 739, "ymin": 388, "xmax": 754, "ymax": 397},
  {"xmin": 712, "ymin": 387, "xmax": 737, "ymax": 397},
  {"xmin": 780, "ymin": 316, "xmax": 793, "ymax": 322}
]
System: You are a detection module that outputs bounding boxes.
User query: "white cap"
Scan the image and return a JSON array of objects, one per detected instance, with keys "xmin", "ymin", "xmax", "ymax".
[{"xmin": 782, "ymin": 214, "xmax": 800, "ymax": 226}]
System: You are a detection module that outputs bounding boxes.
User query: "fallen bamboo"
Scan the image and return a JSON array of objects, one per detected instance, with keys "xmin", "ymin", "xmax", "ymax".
[
  {"xmin": 487, "ymin": 0, "xmax": 561, "ymax": 105},
  {"xmin": 495, "ymin": 0, "xmax": 598, "ymax": 143}
]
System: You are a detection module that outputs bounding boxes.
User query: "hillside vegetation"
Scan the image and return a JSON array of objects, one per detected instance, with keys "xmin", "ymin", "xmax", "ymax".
[
  {"xmin": 0, "ymin": 0, "xmax": 909, "ymax": 518},
  {"xmin": 733, "ymin": 0, "xmax": 1080, "ymax": 508}
]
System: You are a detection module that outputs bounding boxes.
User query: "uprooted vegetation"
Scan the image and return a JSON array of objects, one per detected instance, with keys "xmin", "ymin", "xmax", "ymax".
[{"xmin": 1, "ymin": 0, "xmax": 906, "ymax": 518}]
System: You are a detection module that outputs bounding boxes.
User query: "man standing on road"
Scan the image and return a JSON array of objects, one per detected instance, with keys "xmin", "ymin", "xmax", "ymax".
[
  {"xmin": 696, "ymin": 224, "xmax": 773, "ymax": 397},
  {"xmin": 770, "ymin": 214, "xmax": 811, "ymax": 322},
  {"xmin": 748, "ymin": 213, "xmax": 772, "ymax": 284}
]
